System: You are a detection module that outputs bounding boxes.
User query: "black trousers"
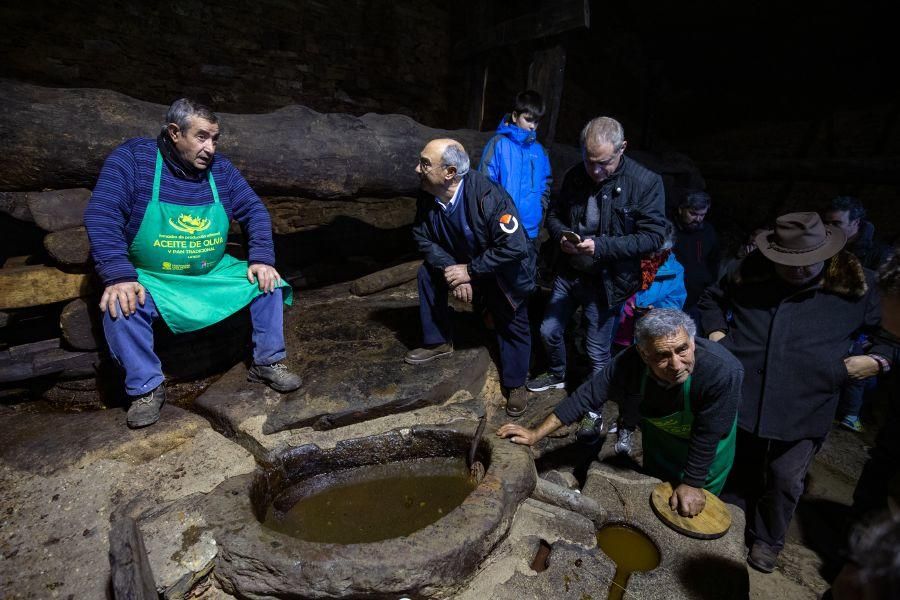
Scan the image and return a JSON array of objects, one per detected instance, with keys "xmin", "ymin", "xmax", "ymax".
[{"xmin": 723, "ymin": 428, "xmax": 823, "ymax": 552}]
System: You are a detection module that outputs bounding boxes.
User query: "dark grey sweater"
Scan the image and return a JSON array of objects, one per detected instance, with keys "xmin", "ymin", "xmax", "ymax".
[{"xmin": 554, "ymin": 337, "xmax": 743, "ymax": 487}]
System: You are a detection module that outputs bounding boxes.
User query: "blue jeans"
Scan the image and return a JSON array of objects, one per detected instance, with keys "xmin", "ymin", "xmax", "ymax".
[
  {"xmin": 417, "ymin": 265, "xmax": 531, "ymax": 388},
  {"xmin": 539, "ymin": 273, "xmax": 621, "ymax": 379},
  {"xmin": 103, "ymin": 289, "xmax": 286, "ymax": 396}
]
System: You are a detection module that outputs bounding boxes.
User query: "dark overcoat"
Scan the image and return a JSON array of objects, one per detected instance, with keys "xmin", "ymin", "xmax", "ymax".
[{"xmin": 697, "ymin": 250, "xmax": 880, "ymax": 440}]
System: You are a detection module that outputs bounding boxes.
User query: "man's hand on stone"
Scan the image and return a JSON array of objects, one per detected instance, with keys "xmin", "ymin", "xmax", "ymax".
[
  {"xmin": 669, "ymin": 483, "xmax": 706, "ymax": 517},
  {"xmin": 575, "ymin": 237, "xmax": 595, "ymax": 255},
  {"xmin": 99, "ymin": 281, "xmax": 146, "ymax": 319},
  {"xmin": 247, "ymin": 263, "xmax": 282, "ymax": 293},
  {"xmin": 708, "ymin": 331, "xmax": 727, "ymax": 342},
  {"xmin": 452, "ymin": 283, "xmax": 473, "ymax": 304},
  {"xmin": 444, "ymin": 264, "xmax": 471, "ymax": 288},
  {"xmin": 844, "ymin": 355, "xmax": 880, "ymax": 379},
  {"xmin": 497, "ymin": 423, "xmax": 541, "ymax": 446}
]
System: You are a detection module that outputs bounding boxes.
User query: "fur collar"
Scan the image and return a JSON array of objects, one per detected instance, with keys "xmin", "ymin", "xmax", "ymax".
[{"xmin": 731, "ymin": 249, "xmax": 868, "ymax": 299}]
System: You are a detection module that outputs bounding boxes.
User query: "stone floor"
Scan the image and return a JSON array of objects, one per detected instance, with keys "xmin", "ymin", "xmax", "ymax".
[{"xmin": 0, "ymin": 280, "xmax": 880, "ymax": 599}]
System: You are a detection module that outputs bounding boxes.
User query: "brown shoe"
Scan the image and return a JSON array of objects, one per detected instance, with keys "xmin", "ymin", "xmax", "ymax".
[
  {"xmin": 404, "ymin": 342, "xmax": 454, "ymax": 365},
  {"xmin": 506, "ymin": 386, "xmax": 528, "ymax": 417}
]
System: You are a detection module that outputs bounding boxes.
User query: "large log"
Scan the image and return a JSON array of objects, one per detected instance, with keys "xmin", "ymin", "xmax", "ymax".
[
  {"xmin": 262, "ymin": 196, "xmax": 416, "ymax": 235},
  {"xmin": 0, "ymin": 191, "xmax": 33, "ymax": 221},
  {"xmin": 26, "ymin": 188, "xmax": 92, "ymax": 231},
  {"xmin": 0, "ymin": 79, "xmax": 582, "ymax": 198},
  {"xmin": 60, "ymin": 297, "xmax": 103, "ymax": 351},
  {"xmin": 349, "ymin": 260, "xmax": 422, "ymax": 296},
  {"xmin": 0, "ymin": 265, "xmax": 92, "ymax": 309},
  {"xmin": 44, "ymin": 226, "xmax": 92, "ymax": 267},
  {"xmin": 0, "ymin": 338, "xmax": 100, "ymax": 383}
]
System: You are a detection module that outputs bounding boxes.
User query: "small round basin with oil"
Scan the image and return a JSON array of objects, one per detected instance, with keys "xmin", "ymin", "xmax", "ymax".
[{"xmin": 597, "ymin": 524, "xmax": 661, "ymax": 600}]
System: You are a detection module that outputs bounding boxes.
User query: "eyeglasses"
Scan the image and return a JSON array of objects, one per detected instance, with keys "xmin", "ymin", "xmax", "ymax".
[{"xmin": 418, "ymin": 157, "xmax": 446, "ymax": 173}]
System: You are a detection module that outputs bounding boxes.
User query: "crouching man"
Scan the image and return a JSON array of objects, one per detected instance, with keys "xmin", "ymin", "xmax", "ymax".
[{"xmin": 498, "ymin": 308, "xmax": 742, "ymax": 516}]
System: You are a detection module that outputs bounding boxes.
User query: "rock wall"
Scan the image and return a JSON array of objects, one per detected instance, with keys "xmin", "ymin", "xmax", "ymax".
[{"xmin": 0, "ymin": 0, "xmax": 463, "ymax": 128}]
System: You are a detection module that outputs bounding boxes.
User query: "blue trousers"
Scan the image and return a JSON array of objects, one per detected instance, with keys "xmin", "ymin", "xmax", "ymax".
[
  {"xmin": 417, "ymin": 265, "xmax": 530, "ymax": 388},
  {"xmin": 539, "ymin": 273, "xmax": 621, "ymax": 378},
  {"xmin": 103, "ymin": 289, "xmax": 286, "ymax": 396}
]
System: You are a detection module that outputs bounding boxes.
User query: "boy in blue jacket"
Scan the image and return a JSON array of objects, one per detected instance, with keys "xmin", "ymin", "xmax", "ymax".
[{"xmin": 478, "ymin": 90, "xmax": 553, "ymax": 261}]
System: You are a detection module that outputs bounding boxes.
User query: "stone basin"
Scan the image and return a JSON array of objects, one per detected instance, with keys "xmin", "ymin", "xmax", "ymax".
[{"xmin": 205, "ymin": 423, "xmax": 536, "ymax": 599}]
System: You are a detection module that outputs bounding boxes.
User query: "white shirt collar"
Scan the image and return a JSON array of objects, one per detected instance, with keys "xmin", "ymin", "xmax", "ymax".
[{"xmin": 434, "ymin": 178, "xmax": 464, "ymax": 212}]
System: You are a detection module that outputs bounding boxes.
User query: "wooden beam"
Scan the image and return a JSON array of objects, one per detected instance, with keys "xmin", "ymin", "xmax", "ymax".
[
  {"xmin": 108, "ymin": 517, "xmax": 158, "ymax": 600},
  {"xmin": 454, "ymin": 0, "xmax": 590, "ymax": 58},
  {"xmin": 0, "ymin": 265, "xmax": 92, "ymax": 310},
  {"xmin": 527, "ymin": 45, "xmax": 567, "ymax": 145}
]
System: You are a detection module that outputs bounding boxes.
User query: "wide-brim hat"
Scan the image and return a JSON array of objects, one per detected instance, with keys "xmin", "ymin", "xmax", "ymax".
[{"xmin": 754, "ymin": 212, "xmax": 846, "ymax": 267}]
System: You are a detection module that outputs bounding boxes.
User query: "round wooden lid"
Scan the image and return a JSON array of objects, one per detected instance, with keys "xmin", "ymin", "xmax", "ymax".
[{"xmin": 649, "ymin": 482, "xmax": 732, "ymax": 540}]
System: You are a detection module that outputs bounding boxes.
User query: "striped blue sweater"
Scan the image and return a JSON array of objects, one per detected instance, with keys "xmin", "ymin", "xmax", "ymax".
[{"xmin": 84, "ymin": 138, "xmax": 275, "ymax": 285}]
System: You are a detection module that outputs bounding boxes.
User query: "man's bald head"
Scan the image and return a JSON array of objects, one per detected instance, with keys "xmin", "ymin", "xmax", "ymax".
[{"xmin": 416, "ymin": 138, "xmax": 470, "ymax": 197}]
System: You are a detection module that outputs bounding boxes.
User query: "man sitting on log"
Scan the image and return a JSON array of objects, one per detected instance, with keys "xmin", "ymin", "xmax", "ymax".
[
  {"xmin": 405, "ymin": 138, "xmax": 535, "ymax": 417},
  {"xmin": 84, "ymin": 98, "xmax": 301, "ymax": 429},
  {"xmin": 498, "ymin": 308, "xmax": 742, "ymax": 517}
]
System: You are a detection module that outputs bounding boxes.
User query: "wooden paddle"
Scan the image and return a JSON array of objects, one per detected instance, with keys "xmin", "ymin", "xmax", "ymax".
[{"xmin": 649, "ymin": 481, "xmax": 731, "ymax": 540}]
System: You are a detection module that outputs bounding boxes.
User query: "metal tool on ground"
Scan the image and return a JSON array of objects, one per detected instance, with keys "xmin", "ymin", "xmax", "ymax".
[
  {"xmin": 468, "ymin": 415, "xmax": 487, "ymax": 483},
  {"xmin": 649, "ymin": 481, "xmax": 731, "ymax": 539}
]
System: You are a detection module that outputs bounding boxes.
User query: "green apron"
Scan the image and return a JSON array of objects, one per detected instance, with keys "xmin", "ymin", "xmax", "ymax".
[
  {"xmin": 128, "ymin": 151, "xmax": 292, "ymax": 334},
  {"xmin": 639, "ymin": 368, "xmax": 737, "ymax": 495}
]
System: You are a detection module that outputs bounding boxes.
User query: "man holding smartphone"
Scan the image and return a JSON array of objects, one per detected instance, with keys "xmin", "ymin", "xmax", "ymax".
[{"xmin": 526, "ymin": 116, "xmax": 667, "ymax": 408}]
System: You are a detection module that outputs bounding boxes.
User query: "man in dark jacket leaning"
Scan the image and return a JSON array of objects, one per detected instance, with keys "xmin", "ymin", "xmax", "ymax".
[
  {"xmin": 406, "ymin": 138, "xmax": 535, "ymax": 416},
  {"xmin": 698, "ymin": 212, "xmax": 883, "ymax": 574},
  {"xmin": 527, "ymin": 116, "xmax": 667, "ymax": 397}
]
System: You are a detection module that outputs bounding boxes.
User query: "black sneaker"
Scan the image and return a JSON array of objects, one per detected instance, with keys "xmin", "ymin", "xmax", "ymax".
[
  {"xmin": 248, "ymin": 362, "xmax": 303, "ymax": 393},
  {"xmin": 575, "ymin": 411, "xmax": 604, "ymax": 445},
  {"xmin": 747, "ymin": 541, "xmax": 778, "ymax": 573},
  {"xmin": 525, "ymin": 372, "xmax": 566, "ymax": 392},
  {"xmin": 615, "ymin": 427, "xmax": 635, "ymax": 456},
  {"xmin": 126, "ymin": 386, "xmax": 166, "ymax": 429}
]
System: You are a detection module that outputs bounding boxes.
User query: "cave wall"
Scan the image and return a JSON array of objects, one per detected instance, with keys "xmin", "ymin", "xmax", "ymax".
[{"xmin": 0, "ymin": 0, "xmax": 463, "ymax": 127}]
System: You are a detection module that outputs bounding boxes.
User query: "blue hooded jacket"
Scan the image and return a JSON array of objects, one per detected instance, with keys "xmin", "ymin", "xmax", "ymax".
[
  {"xmin": 635, "ymin": 253, "xmax": 687, "ymax": 309},
  {"xmin": 478, "ymin": 115, "xmax": 552, "ymax": 239}
]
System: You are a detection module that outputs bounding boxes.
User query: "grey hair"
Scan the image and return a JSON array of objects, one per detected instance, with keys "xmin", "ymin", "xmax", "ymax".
[
  {"xmin": 441, "ymin": 143, "xmax": 470, "ymax": 181},
  {"xmin": 163, "ymin": 98, "xmax": 218, "ymax": 134},
  {"xmin": 634, "ymin": 308, "xmax": 696, "ymax": 349},
  {"xmin": 580, "ymin": 116, "xmax": 625, "ymax": 151}
]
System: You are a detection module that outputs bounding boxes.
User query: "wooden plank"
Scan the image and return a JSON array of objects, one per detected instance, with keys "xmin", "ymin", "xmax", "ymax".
[
  {"xmin": 454, "ymin": 0, "xmax": 590, "ymax": 58},
  {"xmin": 60, "ymin": 298, "xmax": 103, "ymax": 351},
  {"xmin": 0, "ymin": 265, "xmax": 92, "ymax": 310},
  {"xmin": 3, "ymin": 256, "xmax": 33, "ymax": 268},
  {"xmin": 350, "ymin": 260, "xmax": 422, "ymax": 296},
  {"xmin": 108, "ymin": 517, "xmax": 158, "ymax": 600},
  {"xmin": 44, "ymin": 226, "xmax": 91, "ymax": 267},
  {"xmin": 465, "ymin": 60, "xmax": 489, "ymax": 131},
  {"xmin": 527, "ymin": 45, "xmax": 567, "ymax": 145},
  {"xmin": 26, "ymin": 188, "xmax": 92, "ymax": 232}
]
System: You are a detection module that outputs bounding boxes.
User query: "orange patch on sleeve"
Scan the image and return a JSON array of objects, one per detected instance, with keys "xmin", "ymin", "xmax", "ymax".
[{"xmin": 499, "ymin": 214, "xmax": 512, "ymax": 224}]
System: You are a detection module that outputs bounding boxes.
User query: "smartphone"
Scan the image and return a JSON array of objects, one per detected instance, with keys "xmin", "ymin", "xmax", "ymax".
[{"xmin": 562, "ymin": 230, "xmax": 581, "ymax": 244}]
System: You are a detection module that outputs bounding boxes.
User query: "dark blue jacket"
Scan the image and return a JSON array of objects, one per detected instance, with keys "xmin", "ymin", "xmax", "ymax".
[
  {"xmin": 412, "ymin": 171, "xmax": 536, "ymax": 304},
  {"xmin": 477, "ymin": 116, "xmax": 552, "ymax": 239}
]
